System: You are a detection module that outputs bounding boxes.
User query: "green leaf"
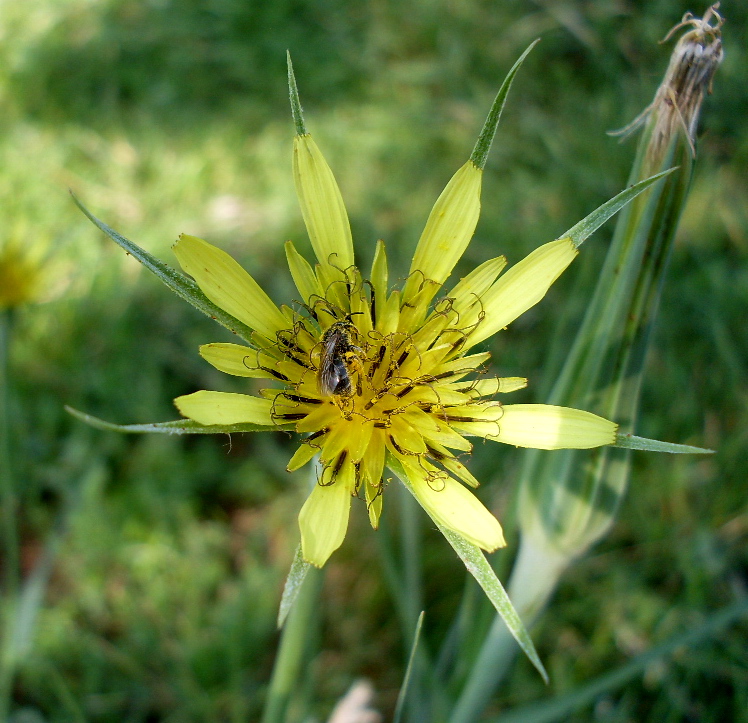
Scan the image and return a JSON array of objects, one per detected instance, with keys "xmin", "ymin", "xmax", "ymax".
[
  {"xmin": 613, "ymin": 433, "xmax": 714, "ymax": 454},
  {"xmin": 277, "ymin": 545, "xmax": 312, "ymax": 629},
  {"xmin": 470, "ymin": 40, "xmax": 540, "ymax": 170},
  {"xmin": 72, "ymin": 194, "xmax": 255, "ymax": 343},
  {"xmin": 393, "ymin": 611, "xmax": 425, "ymax": 723},
  {"xmin": 387, "ymin": 455, "xmax": 548, "ymax": 683},
  {"xmin": 65, "ymin": 406, "xmax": 285, "ymax": 435},
  {"xmin": 562, "ymin": 168, "xmax": 677, "ymax": 248}
]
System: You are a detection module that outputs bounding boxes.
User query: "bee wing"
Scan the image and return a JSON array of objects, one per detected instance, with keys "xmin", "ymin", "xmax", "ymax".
[{"xmin": 318, "ymin": 332, "xmax": 342, "ymax": 395}]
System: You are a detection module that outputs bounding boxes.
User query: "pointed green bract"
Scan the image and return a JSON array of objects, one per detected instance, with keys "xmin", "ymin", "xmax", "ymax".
[
  {"xmin": 613, "ymin": 434, "xmax": 713, "ymax": 454},
  {"xmin": 65, "ymin": 406, "xmax": 283, "ymax": 434},
  {"xmin": 277, "ymin": 545, "xmax": 312, "ymax": 628},
  {"xmin": 72, "ymin": 194, "xmax": 254, "ymax": 343},
  {"xmin": 470, "ymin": 39, "xmax": 540, "ymax": 170},
  {"xmin": 562, "ymin": 168, "xmax": 676, "ymax": 248},
  {"xmin": 287, "ymin": 52, "xmax": 306, "ymax": 136}
]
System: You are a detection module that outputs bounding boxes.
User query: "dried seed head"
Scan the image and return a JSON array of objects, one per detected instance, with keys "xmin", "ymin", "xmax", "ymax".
[{"xmin": 613, "ymin": 4, "xmax": 724, "ymax": 159}]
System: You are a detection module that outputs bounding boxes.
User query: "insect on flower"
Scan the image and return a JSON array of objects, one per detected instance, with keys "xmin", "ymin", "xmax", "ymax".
[{"xmin": 318, "ymin": 319, "xmax": 364, "ymax": 397}]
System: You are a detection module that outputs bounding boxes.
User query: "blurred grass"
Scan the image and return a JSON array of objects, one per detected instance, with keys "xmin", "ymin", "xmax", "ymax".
[{"xmin": 0, "ymin": 0, "xmax": 746, "ymax": 720}]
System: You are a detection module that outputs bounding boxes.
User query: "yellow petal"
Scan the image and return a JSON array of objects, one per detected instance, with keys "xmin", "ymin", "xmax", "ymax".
[
  {"xmin": 319, "ymin": 420, "xmax": 373, "ymax": 464},
  {"xmin": 496, "ymin": 377, "xmax": 528, "ymax": 393},
  {"xmin": 467, "ymin": 238, "xmax": 578, "ymax": 347},
  {"xmin": 173, "ymin": 234, "xmax": 288, "ymax": 340},
  {"xmin": 407, "ymin": 161, "xmax": 482, "ymax": 294},
  {"xmin": 493, "ymin": 404, "xmax": 617, "ymax": 449},
  {"xmin": 198, "ymin": 343, "xmax": 276, "ymax": 378},
  {"xmin": 365, "ymin": 476, "xmax": 383, "ymax": 530},
  {"xmin": 446, "ymin": 255, "xmax": 507, "ymax": 314},
  {"xmin": 295, "ymin": 403, "xmax": 340, "ymax": 433},
  {"xmin": 370, "ymin": 240, "xmax": 389, "ymax": 313},
  {"xmin": 287, "ymin": 444, "xmax": 317, "ymax": 471},
  {"xmin": 388, "ymin": 417, "xmax": 429, "ymax": 455},
  {"xmin": 174, "ymin": 390, "xmax": 274, "ymax": 426},
  {"xmin": 285, "ymin": 241, "xmax": 323, "ymax": 303},
  {"xmin": 362, "ymin": 429, "xmax": 386, "ymax": 492},
  {"xmin": 376, "ymin": 288, "xmax": 401, "ymax": 336},
  {"xmin": 299, "ymin": 460, "xmax": 354, "ymax": 567},
  {"xmin": 448, "ymin": 376, "xmax": 527, "ymax": 397},
  {"xmin": 404, "ymin": 461, "xmax": 505, "ymax": 552},
  {"xmin": 293, "ymin": 134, "xmax": 354, "ymax": 270}
]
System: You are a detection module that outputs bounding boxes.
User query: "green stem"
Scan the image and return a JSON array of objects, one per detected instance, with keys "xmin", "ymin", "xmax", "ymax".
[
  {"xmin": 261, "ymin": 565, "xmax": 323, "ymax": 723},
  {"xmin": 0, "ymin": 310, "xmax": 19, "ymax": 597}
]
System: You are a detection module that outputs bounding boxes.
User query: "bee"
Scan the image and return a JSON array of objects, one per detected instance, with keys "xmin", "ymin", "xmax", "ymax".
[{"xmin": 318, "ymin": 321, "xmax": 363, "ymax": 397}]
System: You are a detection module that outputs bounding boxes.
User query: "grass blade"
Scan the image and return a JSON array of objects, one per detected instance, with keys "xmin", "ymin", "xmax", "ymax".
[
  {"xmin": 491, "ymin": 599, "xmax": 748, "ymax": 723},
  {"xmin": 393, "ymin": 611, "xmax": 425, "ymax": 723}
]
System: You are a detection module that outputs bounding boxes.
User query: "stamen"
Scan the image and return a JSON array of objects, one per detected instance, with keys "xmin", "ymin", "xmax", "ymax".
[
  {"xmin": 260, "ymin": 366, "xmax": 292, "ymax": 382},
  {"xmin": 281, "ymin": 393, "xmax": 322, "ymax": 405}
]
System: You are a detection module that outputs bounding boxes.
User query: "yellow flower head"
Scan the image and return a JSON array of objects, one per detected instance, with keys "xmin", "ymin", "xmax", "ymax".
[
  {"xmin": 172, "ymin": 56, "xmax": 617, "ymax": 567},
  {"xmin": 0, "ymin": 236, "xmax": 48, "ymax": 310}
]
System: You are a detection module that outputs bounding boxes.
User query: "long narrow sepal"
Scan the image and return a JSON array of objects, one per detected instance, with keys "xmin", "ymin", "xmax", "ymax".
[
  {"xmin": 470, "ymin": 39, "xmax": 540, "ymax": 170},
  {"xmin": 287, "ymin": 51, "xmax": 306, "ymax": 136},
  {"xmin": 71, "ymin": 194, "xmax": 254, "ymax": 343},
  {"xmin": 388, "ymin": 455, "xmax": 547, "ymax": 683},
  {"xmin": 561, "ymin": 168, "xmax": 676, "ymax": 248},
  {"xmin": 65, "ymin": 406, "xmax": 285, "ymax": 434},
  {"xmin": 277, "ymin": 545, "xmax": 312, "ymax": 628},
  {"xmin": 613, "ymin": 433, "xmax": 714, "ymax": 454}
]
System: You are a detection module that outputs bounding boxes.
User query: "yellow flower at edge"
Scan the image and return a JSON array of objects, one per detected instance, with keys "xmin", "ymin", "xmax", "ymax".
[
  {"xmin": 172, "ymin": 67, "xmax": 618, "ymax": 568},
  {"xmin": 0, "ymin": 237, "xmax": 49, "ymax": 310}
]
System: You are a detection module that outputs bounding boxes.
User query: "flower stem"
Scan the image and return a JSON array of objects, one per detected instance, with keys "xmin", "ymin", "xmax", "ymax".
[
  {"xmin": 0, "ymin": 310, "xmax": 19, "ymax": 597},
  {"xmin": 261, "ymin": 565, "xmax": 323, "ymax": 723}
]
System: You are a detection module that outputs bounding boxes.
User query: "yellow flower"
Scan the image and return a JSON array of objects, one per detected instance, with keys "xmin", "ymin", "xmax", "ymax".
[
  {"xmin": 172, "ymin": 58, "xmax": 617, "ymax": 567},
  {"xmin": 0, "ymin": 237, "xmax": 48, "ymax": 310},
  {"xmin": 0, "ymin": 221, "xmax": 73, "ymax": 311}
]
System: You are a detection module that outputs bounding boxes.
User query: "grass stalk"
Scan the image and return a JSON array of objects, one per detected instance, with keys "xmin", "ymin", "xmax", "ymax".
[{"xmin": 0, "ymin": 310, "xmax": 19, "ymax": 598}]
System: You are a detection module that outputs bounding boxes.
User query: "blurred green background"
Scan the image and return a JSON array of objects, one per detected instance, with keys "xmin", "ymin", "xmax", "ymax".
[{"xmin": 1, "ymin": 0, "xmax": 746, "ymax": 720}]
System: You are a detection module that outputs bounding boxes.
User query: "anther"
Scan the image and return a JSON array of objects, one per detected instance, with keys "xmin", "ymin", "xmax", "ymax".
[{"xmin": 260, "ymin": 366, "xmax": 291, "ymax": 382}]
